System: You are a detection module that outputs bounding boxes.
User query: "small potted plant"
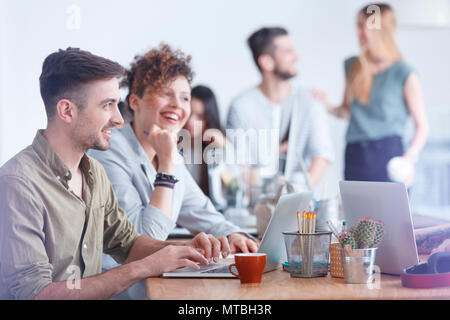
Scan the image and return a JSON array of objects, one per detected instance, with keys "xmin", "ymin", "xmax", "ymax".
[
  {"xmin": 225, "ymin": 177, "xmax": 243, "ymax": 208},
  {"xmin": 337, "ymin": 217, "xmax": 385, "ymax": 284}
]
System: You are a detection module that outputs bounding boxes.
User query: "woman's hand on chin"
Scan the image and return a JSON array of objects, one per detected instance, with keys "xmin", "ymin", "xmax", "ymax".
[{"xmin": 146, "ymin": 124, "xmax": 178, "ymax": 172}]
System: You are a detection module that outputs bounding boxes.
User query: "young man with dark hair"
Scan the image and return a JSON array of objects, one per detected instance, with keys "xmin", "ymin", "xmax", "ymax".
[
  {"xmin": 247, "ymin": 27, "xmax": 289, "ymax": 73},
  {"xmin": 226, "ymin": 27, "xmax": 334, "ymax": 189},
  {"xmin": 0, "ymin": 47, "xmax": 228, "ymax": 300}
]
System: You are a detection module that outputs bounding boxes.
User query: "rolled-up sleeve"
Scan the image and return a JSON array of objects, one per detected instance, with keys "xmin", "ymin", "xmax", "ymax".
[
  {"xmin": 0, "ymin": 176, "xmax": 53, "ymax": 300},
  {"xmin": 107, "ymin": 163, "xmax": 176, "ymax": 239},
  {"xmin": 226, "ymin": 102, "xmax": 244, "ymax": 131},
  {"xmin": 177, "ymin": 167, "xmax": 242, "ymax": 238},
  {"xmin": 92, "ymin": 152, "xmax": 176, "ymax": 241},
  {"xmin": 303, "ymin": 100, "xmax": 335, "ymax": 163}
]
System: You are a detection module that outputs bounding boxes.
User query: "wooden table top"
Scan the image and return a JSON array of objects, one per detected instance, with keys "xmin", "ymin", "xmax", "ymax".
[{"xmin": 146, "ymin": 266, "xmax": 450, "ymax": 300}]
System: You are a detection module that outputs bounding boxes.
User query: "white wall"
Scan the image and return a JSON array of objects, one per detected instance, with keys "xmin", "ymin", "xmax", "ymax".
[
  {"xmin": 0, "ymin": 0, "xmax": 7, "ymax": 164},
  {"xmin": 1, "ymin": 0, "xmax": 449, "ymax": 198}
]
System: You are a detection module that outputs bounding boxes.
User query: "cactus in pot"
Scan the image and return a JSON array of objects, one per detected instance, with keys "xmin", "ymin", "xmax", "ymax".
[
  {"xmin": 339, "ymin": 231, "xmax": 357, "ymax": 249},
  {"xmin": 338, "ymin": 217, "xmax": 384, "ymax": 249}
]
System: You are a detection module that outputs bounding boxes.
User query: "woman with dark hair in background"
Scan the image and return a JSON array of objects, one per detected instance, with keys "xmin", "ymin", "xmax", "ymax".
[{"xmin": 184, "ymin": 85, "xmax": 228, "ymax": 196}]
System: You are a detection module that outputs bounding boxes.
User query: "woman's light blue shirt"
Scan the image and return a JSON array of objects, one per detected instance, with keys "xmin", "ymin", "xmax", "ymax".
[{"xmin": 88, "ymin": 123, "xmax": 243, "ymax": 270}]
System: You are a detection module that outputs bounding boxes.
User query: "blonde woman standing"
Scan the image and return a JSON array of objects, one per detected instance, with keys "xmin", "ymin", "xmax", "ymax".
[{"xmin": 315, "ymin": 3, "xmax": 428, "ymax": 186}]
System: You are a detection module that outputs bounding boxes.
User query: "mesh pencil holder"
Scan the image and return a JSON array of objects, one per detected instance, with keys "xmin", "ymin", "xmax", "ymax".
[
  {"xmin": 329, "ymin": 242, "xmax": 344, "ymax": 278},
  {"xmin": 282, "ymin": 231, "xmax": 332, "ymax": 278}
]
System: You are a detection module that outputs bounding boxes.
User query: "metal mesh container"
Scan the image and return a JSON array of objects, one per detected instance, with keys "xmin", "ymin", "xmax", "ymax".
[{"xmin": 283, "ymin": 231, "xmax": 332, "ymax": 278}]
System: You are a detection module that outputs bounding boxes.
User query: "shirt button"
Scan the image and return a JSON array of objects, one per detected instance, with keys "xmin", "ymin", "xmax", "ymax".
[
  {"xmin": 56, "ymin": 176, "xmax": 61, "ymax": 180},
  {"xmin": 83, "ymin": 244, "xmax": 88, "ymax": 249}
]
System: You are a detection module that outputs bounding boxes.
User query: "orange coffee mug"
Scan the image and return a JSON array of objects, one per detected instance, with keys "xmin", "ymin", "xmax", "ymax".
[{"xmin": 228, "ymin": 253, "xmax": 267, "ymax": 284}]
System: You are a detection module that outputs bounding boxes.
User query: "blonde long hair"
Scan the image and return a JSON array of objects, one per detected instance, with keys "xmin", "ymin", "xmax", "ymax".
[{"xmin": 349, "ymin": 3, "xmax": 402, "ymax": 104}]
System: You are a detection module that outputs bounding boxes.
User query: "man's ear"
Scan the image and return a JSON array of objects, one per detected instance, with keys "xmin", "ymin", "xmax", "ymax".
[
  {"xmin": 257, "ymin": 54, "xmax": 275, "ymax": 72},
  {"xmin": 128, "ymin": 94, "xmax": 140, "ymax": 113},
  {"xmin": 55, "ymin": 99, "xmax": 77, "ymax": 124}
]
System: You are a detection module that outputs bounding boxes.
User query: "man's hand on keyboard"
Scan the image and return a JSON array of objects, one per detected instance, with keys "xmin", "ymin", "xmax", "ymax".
[{"xmin": 188, "ymin": 232, "xmax": 231, "ymax": 263}]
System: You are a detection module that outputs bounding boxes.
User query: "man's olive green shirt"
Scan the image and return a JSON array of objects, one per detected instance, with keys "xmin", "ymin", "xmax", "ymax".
[{"xmin": 0, "ymin": 131, "xmax": 140, "ymax": 300}]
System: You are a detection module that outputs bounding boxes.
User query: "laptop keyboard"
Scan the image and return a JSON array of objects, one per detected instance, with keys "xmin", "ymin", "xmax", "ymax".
[
  {"xmin": 202, "ymin": 265, "xmax": 232, "ymax": 274},
  {"xmin": 198, "ymin": 263, "xmax": 232, "ymax": 274}
]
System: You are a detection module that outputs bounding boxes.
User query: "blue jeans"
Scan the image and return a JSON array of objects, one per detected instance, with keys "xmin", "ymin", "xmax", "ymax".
[{"xmin": 344, "ymin": 135, "xmax": 404, "ymax": 182}]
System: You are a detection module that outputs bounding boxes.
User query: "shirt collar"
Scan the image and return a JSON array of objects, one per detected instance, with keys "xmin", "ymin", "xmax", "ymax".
[
  {"xmin": 122, "ymin": 123, "xmax": 152, "ymax": 165},
  {"xmin": 32, "ymin": 130, "xmax": 93, "ymax": 183}
]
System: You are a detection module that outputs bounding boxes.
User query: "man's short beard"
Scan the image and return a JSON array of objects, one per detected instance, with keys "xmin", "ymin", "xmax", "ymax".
[
  {"xmin": 273, "ymin": 67, "xmax": 297, "ymax": 80},
  {"xmin": 72, "ymin": 121, "xmax": 110, "ymax": 152},
  {"xmin": 90, "ymin": 139, "xmax": 110, "ymax": 151},
  {"xmin": 74, "ymin": 134, "xmax": 109, "ymax": 153},
  {"xmin": 85, "ymin": 128, "xmax": 111, "ymax": 151}
]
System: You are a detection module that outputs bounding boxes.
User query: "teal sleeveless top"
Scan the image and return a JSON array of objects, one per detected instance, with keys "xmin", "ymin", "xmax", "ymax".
[{"xmin": 344, "ymin": 56, "xmax": 414, "ymax": 143}]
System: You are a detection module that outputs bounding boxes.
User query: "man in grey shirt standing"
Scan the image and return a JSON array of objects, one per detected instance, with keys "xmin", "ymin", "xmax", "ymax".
[{"xmin": 227, "ymin": 27, "xmax": 334, "ymax": 189}]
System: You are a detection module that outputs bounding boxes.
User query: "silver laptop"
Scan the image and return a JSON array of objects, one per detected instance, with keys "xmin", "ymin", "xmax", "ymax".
[
  {"xmin": 162, "ymin": 191, "xmax": 313, "ymax": 278},
  {"xmin": 339, "ymin": 181, "xmax": 419, "ymax": 275}
]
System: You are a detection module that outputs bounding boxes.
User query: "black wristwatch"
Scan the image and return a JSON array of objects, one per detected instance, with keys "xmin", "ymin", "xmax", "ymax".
[{"xmin": 154, "ymin": 172, "xmax": 179, "ymax": 189}]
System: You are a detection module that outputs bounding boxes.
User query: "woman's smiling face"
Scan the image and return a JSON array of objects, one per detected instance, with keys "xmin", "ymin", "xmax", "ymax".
[{"xmin": 131, "ymin": 76, "xmax": 191, "ymax": 133}]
